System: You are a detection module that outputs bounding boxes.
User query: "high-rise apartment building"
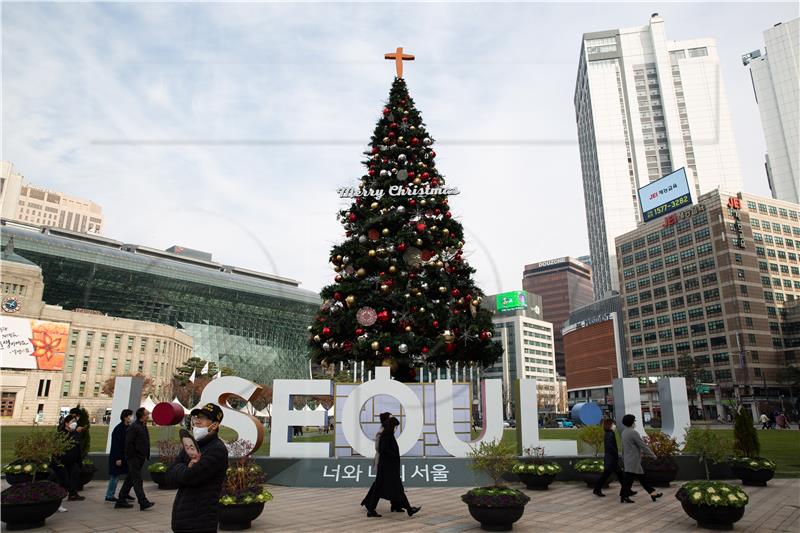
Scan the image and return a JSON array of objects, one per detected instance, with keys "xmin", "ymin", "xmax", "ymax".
[
  {"xmin": 615, "ymin": 190, "xmax": 800, "ymax": 420},
  {"xmin": 743, "ymin": 19, "xmax": 800, "ymax": 204},
  {"xmin": 0, "ymin": 161, "xmax": 104, "ymax": 234},
  {"xmin": 522, "ymin": 257, "xmax": 593, "ymax": 376},
  {"xmin": 575, "ymin": 14, "xmax": 744, "ymax": 298}
]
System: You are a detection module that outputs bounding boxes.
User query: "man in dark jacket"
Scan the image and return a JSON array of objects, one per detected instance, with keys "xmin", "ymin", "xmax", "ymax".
[
  {"xmin": 105, "ymin": 409, "xmax": 133, "ymax": 503},
  {"xmin": 167, "ymin": 402, "xmax": 229, "ymax": 533},
  {"xmin": 115, "ymin": 407, "xmax": 154, "ymax": 510}
]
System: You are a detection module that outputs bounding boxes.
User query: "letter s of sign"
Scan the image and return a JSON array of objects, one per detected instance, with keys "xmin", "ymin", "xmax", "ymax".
[
  {"xmin": 197, "ymin": 376, "xmax": 265, "ymax": 455},
  {"xmin": 341, "ymin": 366, "xmax": 423, "ymax": 458}
]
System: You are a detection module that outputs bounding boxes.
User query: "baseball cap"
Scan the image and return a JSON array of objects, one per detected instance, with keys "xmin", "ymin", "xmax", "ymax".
[{"xmin": 190, "ymin": 403, "xmax": 223, "ymax": 423}]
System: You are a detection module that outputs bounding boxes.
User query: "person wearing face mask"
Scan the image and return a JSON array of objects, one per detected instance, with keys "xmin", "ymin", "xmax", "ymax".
[
  {"xmin": 620, "ymin": 414, "xmax": 663, "ymax": 504},
  {"xmin": 593, "ymin": 418, "xmax": 635, "ymax": 499},
  {"xmin": 115, "ymin": 407, "xmax": 154, "ymax": 510},
  {"xmin": 53, "ymin": 414, "xmax": 85, "ymax": 502},
  {"xmin": 105, "ymin": 409, "xmax": 134, "ymax": 503},
  {"xmin": 167, "ymin": 402, "xmax": 229, "ymax": 533}
]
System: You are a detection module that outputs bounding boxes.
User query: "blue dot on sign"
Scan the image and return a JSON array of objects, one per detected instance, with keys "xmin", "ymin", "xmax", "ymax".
[{"xmin": 571, "ymin": 402, "xmax": 603, "ymax": 426}]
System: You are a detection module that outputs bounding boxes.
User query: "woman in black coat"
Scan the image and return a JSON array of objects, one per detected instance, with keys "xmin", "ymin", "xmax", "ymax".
[
  {"xmin": 360, "ymin": 416, "xmax": 421, "ymax": 518},
  {"xmin": 52, "ymin": 414, "xmax": 84, "ymax": 501},
  {"xmin": 593, "ymin": 418, "xmax": 635, "ymax": 499},
  {"xmin": 105, "ymin": 409, "xmax": 132, "ymax": 502}
]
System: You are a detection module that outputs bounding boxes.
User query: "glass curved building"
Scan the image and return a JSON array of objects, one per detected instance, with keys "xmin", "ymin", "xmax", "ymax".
[{"xmin": 0, "ymin": 220, "xmax": 320, "ymax": 384}]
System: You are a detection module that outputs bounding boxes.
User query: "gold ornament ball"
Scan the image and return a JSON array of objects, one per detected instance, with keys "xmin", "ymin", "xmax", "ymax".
[
  {"xmin": 371, "ymin": 202, "xmax": 379, "ymax": 210},
  {"xmin": 381, "ymin": 357, "xmax": 399, "ymax": 371},
  {"xmin": 333, "ymin": 265, "xmax": 342, "ymax": 272},
  {"xmin": 405, "ymin": 326, "xmax": 412, "ymax": 332},
  {"xmin": 439, "ymin": 286, "xmax": 447, "ymax": 293},
  {"xmin": 413, "ymin": 178, "xmax": 422, "ymax": 185},
  {"xmin": 415, "ymin": 238, "xmax": 423, "ymax": 246},
  {"xmin": 380, "ymin": 284, "xmax": 390, "ymax": 293},
  {"xmin": 371, "ymin": 341, "xmax": 380, "ymax": 351},
  {"xmin": 398, "ymin": 136, "xmax": 404, "ymax": 142},
  {"xmin": 389, "ymin": 266, "xmax": 397, "ymax": 274},
  {"xmin": 442, "ymin": 228, "xmax": 450, "ymax": 236},
  {"xmin": 382, "ymin": 228, "xmax": 390, "ymax": 236},
  {"xmin": 458, "ymin": 298, "xmax": 465, "ymax": 305},
  {"xmin": 313, "ymin": 335, "xmax": 321, "ymax": 342},
  {"xmin": 418, "ymin": 307, "xmax": 426, "ymax": 313},
  {"xmin": 420, "ymin": 199, "xmax": 427, "ymax": 206},
  {"xmin": 345, "ymin": 295, "xmax": 356, "ymax": 307},
  {"xmin": 368, "ymin": 249, "xmax": 376, "ymax": 257},
  {"xmin": 436, "ymin": 261, "xmax": 444, "ymax": 268},
  {"xmin": 356, "ymin": 268, "xmax": 367, "ymax": 278},
  {"xmin": 335, "ymin": 255, "xmax": 342, "ymax": 262}
]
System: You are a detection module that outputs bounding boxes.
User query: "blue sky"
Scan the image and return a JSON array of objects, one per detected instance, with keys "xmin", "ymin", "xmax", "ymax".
[{"xmin": 3, "ymin": 2, "xmax": 798, "ymax": 294}]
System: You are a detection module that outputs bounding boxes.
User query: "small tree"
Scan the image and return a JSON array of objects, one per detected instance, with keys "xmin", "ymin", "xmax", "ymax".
[
  {"xmin": 466, "ymin": 440, "xmax": 515, "ymax": 487},
  {"xmin": 13, "ymin": 429, "xmax": 71, "ymax": 465},
  {"xmin": 643, "ymin": 432, "xmax": 680, "ymax": 468},
  {"xmin": 732, "ymin": 407, "xmax": 760, "ymax": 458},
  {"xmin": 102, "ymin": 374, "xmax": 155, "ymax": 398},
  {"xmin": 683, "ymin": 427, "xmax": 731, "ymax": 480},
  {"xmin": 577, "ymin": 425, "xmax": 604, "ymax": 457}
]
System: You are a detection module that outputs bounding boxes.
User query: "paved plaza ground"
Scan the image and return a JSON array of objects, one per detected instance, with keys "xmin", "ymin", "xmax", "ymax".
[{"xmin": 3, "ymin": 478, "xmax": 799, "ymax": 533}]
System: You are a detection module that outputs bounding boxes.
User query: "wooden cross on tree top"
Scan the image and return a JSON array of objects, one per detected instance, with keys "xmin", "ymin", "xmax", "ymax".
[{"xmin": 384, "ymin": 47, "xmax": 415, "ymax": 78}]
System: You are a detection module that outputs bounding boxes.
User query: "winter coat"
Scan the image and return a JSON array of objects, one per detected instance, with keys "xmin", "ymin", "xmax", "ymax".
[
  {"xmin": 56, "ymin": 422, "xmax": 82, "ymax": 465},
  {"xmin": 361, "ymin": 428, "xmax": 406, "ymax": 502},
  {"xmin": 108, "ymin": 422, "xmax": 129, "ymax": 475},
  {"xmin": 603, "ymin": 429, "xmax": 620, "ymax": 470},
  {"xmin": 167, "ymin": 432, "xmax": 229, "ymax": 533},
  {"xmin": 621, "ymin": 426, "xmax": 655, "ymax": 474},
  {"xmin": 124, "ymin": 420, "xmax": 150, "ymax": 463}
]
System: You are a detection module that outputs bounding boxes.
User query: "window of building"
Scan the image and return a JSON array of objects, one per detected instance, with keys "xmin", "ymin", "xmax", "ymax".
[
  {"xmin": 127, "ymin": 337, "xmax": 134, "ymax": 352},
  {"xmin": 81, "ymin": 356, "xmax": 89, "ymax": 372},
  {"xmin": 93, "ymin": 383, "xmax": 101, "ymax": 398},
  {"xmin": 85, "ymin": 331, "xmax": 94, "ymax": 348},
  {"xmin": 113, "ymin": 335, "xmax": 121, "ymax": 351},
  {"xmin": 78, "ymin": 382, "xmax": 86, "ymax": 395},
  {"xmin": 36, "ymin": 379, "xmax": 51, "ymax": 398},
  {"xmin": 1, "ymin": 392, "xmax": 16, "ymax": 417},
  {"xmin": 62, "ymin": 381, "xmax": 71, "ymax": 398},
  {"xmin": 96, "ymin": 357, "xmax": 104, "ymax": 372}
]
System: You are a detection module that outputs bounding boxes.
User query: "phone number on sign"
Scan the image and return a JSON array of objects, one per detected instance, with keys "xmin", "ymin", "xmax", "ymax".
[{"xmin": 644, "ymin": 194, "xmax": 691, "ymax": 221}]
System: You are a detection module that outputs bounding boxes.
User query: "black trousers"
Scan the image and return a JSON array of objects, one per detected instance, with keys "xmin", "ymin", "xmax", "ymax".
[
  {"xmin": 118, "ymin": 458, "xmax": 147, "ymax": 503},
  {"xmin": 53, "ymin": 461, "xmax": 81, "ymax": 496},
  {"xmin": 621, "ymin": 471, "xmax": 655, "ymax": 496},
  {"xmin": 594, "ymin": 463, "xmax": 625, "ymax": 495}
]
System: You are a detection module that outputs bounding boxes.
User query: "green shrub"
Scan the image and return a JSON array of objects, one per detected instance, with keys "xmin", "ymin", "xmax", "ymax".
[
  {"xmin": 732, "ymin": 408, "xmax": 760, "ymax": 458},
  {"xmin": 675, "ymin": 481, "xmax": 748, "ymax": 509},
  {"xmin": 577, "ymin": 425, "xmax": 604, "ymax": 457},
  {"xmin": 13, "ymin": 429, "xmax": 71, "ymax": 465},
  {"xmin": 574, "ymin": 458, "xmax": 604, "ymax": 473},
  {"xmin": 683, "ymin": 427, "xmax": 731, "ymax": 480},
  {"xmin": 511, "ymin": 462, "xmax": 561, "ymax": 476},
  {"xmin": 466, "ymin": 440, "xmax": 515, "ymax": 487}
]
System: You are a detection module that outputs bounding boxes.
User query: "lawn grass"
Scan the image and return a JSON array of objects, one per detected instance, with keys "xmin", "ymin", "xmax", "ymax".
[{"xmin": 3, "ymin": 425, "xmax": 797, "ymax": 477}]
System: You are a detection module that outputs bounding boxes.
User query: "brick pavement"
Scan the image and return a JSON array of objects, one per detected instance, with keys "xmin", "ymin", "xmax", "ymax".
[{"xmin": 3, "ymin": 478, "xmax": 799, "ymax": 532}]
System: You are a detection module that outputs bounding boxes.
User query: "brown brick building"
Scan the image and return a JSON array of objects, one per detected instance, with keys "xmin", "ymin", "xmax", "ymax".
[
  {"xmin": 522, "ymin": 257, "xmax": 594, "ymax": 376},
  {"xmin": 615, "ymin": 190, "xmax": 800, "ymax": 419}
]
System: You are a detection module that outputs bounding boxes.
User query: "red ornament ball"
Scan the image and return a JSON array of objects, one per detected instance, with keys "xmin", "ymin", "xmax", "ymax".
[
  {"xmin": 416, "ymin": 223, "xmax": 426, "ymax": 233},
  {"xmin": 383, "ymin": 346, "xmax": 392, "ymax": 355},
  {"xmin": 411, "ymin": 137, "xmax": 419, "ymax": 146},
  {"xmin": 421, "ymin": 346, "xmax": 429, "ymax": 354},
  {"xmin": 322, "ymin": 327, "xmax": 331, "ymax": 336},
  {"xmin": 348, "ymin": 213, "xmax": 357, "ymax": 222},
  {"xmin": 479, "ymin": 331, "xmax": 490, "ymax": 341},
  {"xmin": 444, "ymin": 211, "xmax": 452, "ymax": 219},
  {"xmin": 355, "ymin": 328, "xmax": 364, "ymax": 336},
  {"xmin": 377, "ymin": 310, "xmax": 390, "ymax": 323},
  {"xmin": 333, "ymin": 292, "xmax": 342, "ymax": 301},
  {"xmin": 371, "ymin": 146, "xmax": 378, "ymax": 154},
  {"xmin": 383, "ymin": 107, "xmax": 390, "ymax": 115},
  {"xmin": 451, "ymin": 288, "xmax": 461, "ymax": 298},
  {"xmin": 432, "ymin": 320, "xmax": 439, "ymax": 328},
  {"xmin": 445, "ymin": 342, "xmax": 456, "ymax": 353},
  {"xmin": 397, "ymin": 243, "xmax": 407, "ymax": 252},
  {"xmin": 408, "ymin": 199, "xmax": 416, "ymax": 206}
]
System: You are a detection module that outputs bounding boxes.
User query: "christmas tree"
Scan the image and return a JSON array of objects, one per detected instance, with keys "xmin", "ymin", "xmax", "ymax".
[{"xmin": 308, "ymin": 70, "xmax": 502, "ymax": 381}]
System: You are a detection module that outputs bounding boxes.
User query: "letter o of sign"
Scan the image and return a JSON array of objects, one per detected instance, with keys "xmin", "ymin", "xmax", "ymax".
[{"xmin": 342, "ymin": 366, "xmax": 423, "ymax": 458}]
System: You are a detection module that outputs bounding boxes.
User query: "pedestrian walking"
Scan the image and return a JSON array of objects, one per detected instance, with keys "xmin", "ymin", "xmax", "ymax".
[
  {"xmin": 53, "ymin": 414, "xmax": 85, "ymax": 501},
  {"xmin": 760, "ymin": 413, "xmax": 769, "ymax": 430},
  {"xmin": 373, "ymin": 412, "xmax": 405, "ymax": 512},
  {"xmin": 593, "ymin": 418, "xmax": 635, "ymax": 499},
  {"xmin": 115, "ymin": 407, "xmax": 154, "ymax": 511},
  {"xmin": 105, "ymin": 409, "xmax": 133, "ymax": 503},
  {"xmin": 360, "ymin": 415, "xmax": 421, "ymax": 518},
  {"xmin": 166, "ymin": 403, "xmax": 229, "ymax": 533},
  {"xmin": 620, "ymin": 414, "xmax": 663, "ymax": 504}
]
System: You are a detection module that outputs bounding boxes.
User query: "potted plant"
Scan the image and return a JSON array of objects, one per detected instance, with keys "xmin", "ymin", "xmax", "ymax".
[
  {"xmin": 675, "ymin": 481, "xmax": 748, "ymax": 530},
  {"xmin": 461, "ymin": 440, "xmax": 530, "ymax": 531},
  {"xmin": 577, "ymin": 424, "xmax": 604, "ymax": 457},
  {"xmin": 148, "ymin": 439, "xmax": 181, "ymax": 489},
  {"xmin": 218, "ymin": 440, "xmax": 272, "ymax": 531},
  {"xmin": 512, "ymin": 447, "xmax": 560, "ymax": 490},
  {"xmin": 682, "ymin": 427, "xmax": 731, "ymax": 481},
  {"xmin": 642, "ymin": 432, "xmax": 680, "ymax": 487},
  {"xmin": 730, "ymin": 408, "xmax": 776, "ymax": 486},
  {"xmin": 2, "ymin": 430, "xmax": 70, "ymax": 486},
  {"xmin": 573, "ymin": 458, "xmax": 605, "ymax": 488},
  {"xmin": 1, "ymin": 481, "xmax": 67, "ymax": 530},
  {"xmin": 79, "ymin": 458, "xmax": 97, "ymax": 489}
]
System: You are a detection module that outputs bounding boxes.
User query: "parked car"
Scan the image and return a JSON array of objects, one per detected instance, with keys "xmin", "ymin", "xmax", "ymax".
[{"xmin": 555, "ymin": 418, "xmax": 574, "ymax": 428}]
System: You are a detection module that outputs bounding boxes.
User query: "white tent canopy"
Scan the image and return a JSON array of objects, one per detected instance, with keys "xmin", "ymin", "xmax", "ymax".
[
  {"xmin": 141, "ymin": 396, "xmax": 156, "ymax": 412},
  {"xmin": 314, "ymin": 404, "xmax": 327, "ymax": 412},
  {"xmin": 327, "ymin": 404, "xmax": 335, "ymax": 417}
]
